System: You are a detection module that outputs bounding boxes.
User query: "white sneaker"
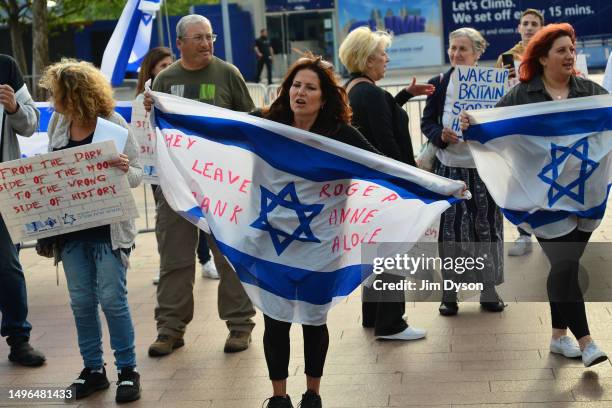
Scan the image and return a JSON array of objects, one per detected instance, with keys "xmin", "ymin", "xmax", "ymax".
[
  {"xmin": 582, "ymin": 341, "xmax": 608, "ymax": 367},
  {"xmin": 201, "ymin": 260, "xmax": 219, "ymax": 279},
  {"xmin": 550, "ymin": 336, "xmax": 581, "ymax": 358},
  {"xmin": 152, "ymin": 273, "xmax": 160, "ymax": 285},
  {"xmin": 508, "ymin": 235, "xmax": 532, "ymax": 256},
  {"xmin": 376, "ymin": 326, "xmax": 427, "ymax": 341}
]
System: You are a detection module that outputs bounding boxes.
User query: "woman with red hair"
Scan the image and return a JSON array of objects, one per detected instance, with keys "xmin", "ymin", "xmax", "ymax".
[{"xmin": 462, "ymin": 23, "xmax": 609, "ymax": 367}]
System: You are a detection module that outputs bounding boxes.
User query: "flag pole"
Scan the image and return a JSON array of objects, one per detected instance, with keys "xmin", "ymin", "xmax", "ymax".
[
  {"xmin": 156, "ymin": 8, "xmax": 165, "ymax": 47},
  {"xmin": 221, "ymin": 0, "xmax": 233, "ymax": 64}
]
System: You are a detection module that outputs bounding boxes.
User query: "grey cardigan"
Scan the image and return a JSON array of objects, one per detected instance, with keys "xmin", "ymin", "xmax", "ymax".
[
  {"xmin": 1, "ymin": 93, "xmax": 39, "ymax": 162},
  {"xmin": 47, "ymin": 111, "xmax": 143, "ymax": 249}
]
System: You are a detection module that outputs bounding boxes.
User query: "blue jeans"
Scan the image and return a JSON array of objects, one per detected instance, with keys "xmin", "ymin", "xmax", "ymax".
[
  {"xmin": 0, "ymin": 214, "xmax": 32, "ymax": 342},
  {"xmin": 62, "ymin": 241, "xmax": 136, "ymax": 369}
]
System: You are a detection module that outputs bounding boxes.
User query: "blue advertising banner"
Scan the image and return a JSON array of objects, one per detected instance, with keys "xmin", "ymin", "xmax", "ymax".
[
  {"xmin": 338, "ymin": 0, "xmax": 444, "ymax": 69},
  {"xmin": 266, "ymin": 0, "xmax": 334, "ymax": 12},
  {"xmin": 442, "ymin": 0, "xmax": 612, "ymax": 64}
]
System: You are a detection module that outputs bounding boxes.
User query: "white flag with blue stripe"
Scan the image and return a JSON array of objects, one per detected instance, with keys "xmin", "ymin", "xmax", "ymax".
[
  {"xmin": 150, "ymin": 91, "xmax": 469, "ymax": 325},
  {"xmin": 101, "ymin": 0, "xmax": 162, "ymax": 86},
  {"xmin": 464, "ymin": 94, "xmax": 612, "ymax": 238}
]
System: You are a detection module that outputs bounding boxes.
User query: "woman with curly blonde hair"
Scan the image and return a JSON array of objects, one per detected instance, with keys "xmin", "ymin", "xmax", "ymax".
[{"xmin": 39, "ymin": 59, "xmax": 143, "ymax": 402}]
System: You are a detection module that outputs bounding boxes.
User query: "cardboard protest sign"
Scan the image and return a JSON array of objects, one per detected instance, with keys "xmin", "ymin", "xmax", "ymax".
[
  {"xmin": 0, "ymin": 140, "xmax": 139, "ymax": 243},
  {"xmin": 130, "ymin": 100, "xmax": 158, "ymax": 184},
  {"xmin": 450, "ymin": 65, "xmax": 509, "ymax": 137}
]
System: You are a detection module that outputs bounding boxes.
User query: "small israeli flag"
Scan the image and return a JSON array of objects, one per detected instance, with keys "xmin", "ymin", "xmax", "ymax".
[
  {"xmin": 101, "ymin": 0, "xmax": 162, "ymax": 86},
  {"xmin": 464, "ymin": 94, "xmax": 612, "ymax": 238}
]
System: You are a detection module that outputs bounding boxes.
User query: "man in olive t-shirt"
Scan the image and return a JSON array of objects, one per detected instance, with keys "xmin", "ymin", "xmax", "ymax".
[{"xmin": 145, "ymin": 15, "xmax": 256, "ymax": 357}]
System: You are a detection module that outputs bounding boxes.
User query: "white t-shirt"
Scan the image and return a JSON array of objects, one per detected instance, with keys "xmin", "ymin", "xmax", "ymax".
[{"xmin": 436, "ymin": 79, "xmax": 476, "ymax": 168}]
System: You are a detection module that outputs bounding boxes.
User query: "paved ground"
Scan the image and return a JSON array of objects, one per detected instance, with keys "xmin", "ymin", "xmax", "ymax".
[{"xmin": 1, "ymin": 186, "xmax": 612, "ymax": 408}]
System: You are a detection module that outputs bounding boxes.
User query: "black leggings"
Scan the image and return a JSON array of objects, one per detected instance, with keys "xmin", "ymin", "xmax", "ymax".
[
  {"xmin": 263, "ymin": 314, "xmax": 329, "ymax": 380},
  {"xmin": 537, "ymin": 228, "xmax": 591, "ymax": 339}
]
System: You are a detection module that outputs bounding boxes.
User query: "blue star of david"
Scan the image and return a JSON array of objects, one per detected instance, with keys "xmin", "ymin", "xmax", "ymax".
[
  {"xmin": 250, "ymin": 182, "xmax": 324, "ymax": 256},
  {"xmin": 537, "ymin": 138, "xmax": 599, "ymax": 207},
  {"xmin": 142, "ymin": 15, "xmax": 153, "ymax": 26},
  {"xmin": 45, "ymin": 217, "xmax": 57, "ymax": 228},
  {"xmin": 62, "ymin": 213, "xmax": 77, "ymax": 226}
]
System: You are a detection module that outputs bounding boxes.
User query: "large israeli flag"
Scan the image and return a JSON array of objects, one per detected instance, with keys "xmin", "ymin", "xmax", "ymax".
[
  {"xmin": 464, "ymin": 94, "xmax": 612, "ymax": 238},
  {"xmin": 150, "ymin": 91, "xmax": 469, "ymax": 324},
  {"xmin": 101, "ymin": 0, "xmax": 162, "ymax": 86}
]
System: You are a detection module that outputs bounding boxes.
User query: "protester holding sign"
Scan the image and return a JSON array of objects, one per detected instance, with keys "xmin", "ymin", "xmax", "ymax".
[
  {"xmin": 255, "ymin": 53, "xmax": 376, "ymax": 408},
  {"xmin": 0, "ymin": 54, "xmax": 46, "ymax": 368},
  {"xmin": 421, "ymin": 28, "xmax": 505, "ymax": 316},
  {"xmin": 495, "ymin": 8, "xmax": 544, "ymax": 257},
  {"xmin": 462, "ymin": 23, "xmax": 610, "ymax": 368},
  {"xmin": 39, "ymin": 59, "xmax": 143, "ymax": 401},
  {"xmin": 339, "ymin": 26, "xmax": 433, "ymax": 341}
]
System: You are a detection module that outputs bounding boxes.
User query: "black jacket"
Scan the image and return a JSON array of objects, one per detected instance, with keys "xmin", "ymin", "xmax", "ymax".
[
  {"xmin": 420, "ymin": 68, "xmax": 453, "ymax": 149},
  {"xmin": 346, "ymin": 74, "xmax": 416, "ymax": 165},
  {"xmin": 496, "ymin": 74, "xmax": 608, "ymax": 107}
]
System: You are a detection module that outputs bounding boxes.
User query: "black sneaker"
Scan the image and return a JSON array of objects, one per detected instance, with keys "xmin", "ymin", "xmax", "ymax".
[
  {"xmin": 263, "ymin": 395, "xmax": 293, "ymax": 408},
  {"xmin": 116, "ymin": 367, "xmax": 141, "ymax": 403},
  {"xmin": 298, "ymin": 390, "xmax": 322, "ymax": 408},
  {"xmin": 7, "ymin": 337, "xmax": 46, "ymax": 367},
  {"xmin": 67, "ymin": 367, "xmax": 110, "ymax": 399}
]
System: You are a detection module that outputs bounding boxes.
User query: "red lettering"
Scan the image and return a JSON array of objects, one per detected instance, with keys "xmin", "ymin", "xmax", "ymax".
[
  {"xmin": 172, "ymin": 134, "xmax": 183, "ymax": 147},
  {"xmin": 54, "ymin": 167, "xmax": 80, "ymax": 179},
  {"xmin": 331, "ymin": 236, "xmax": 340, "ymax": 253},
  {"xmin": 381, "ymin": 193, "xmax": 398, "ymax": 202},
  {"xmin": 36, "ymin": 184, "xmax": 61, "ymax": 196},
  {"xmin": 346, "ymin": 183, "xmax": 359, "ymax": 196},
  {"xmin": 74, "ymin": 149, "xmax": 102, "ymax": 162},
  {"xmin": 200, "ymin": 196, "xmax": 210, "ymax": 213},
  {"xmin": 187, "ymin": 138, "xmax": 197, "ymax": 150},
  {"xmin": 340, "ymin": 208, "xmax": 351, "ymax": 224},
  {"xmin": 230, "ymin": 205, "xmax": 243, "ymax": 224},
  {"xmin": 213, "ymin": 200, "xmax": 227, "ymax": 217},
  {"xmin": 349, "ymin": 209, "xmax": 366, "ymax": 224},
  {"xmin": 49, "ymin": 196, "xmax": 62, "ymax": 207},
  {"xmin": 213, "ymin": 168, "xmax": 223, "ymax": 182},
  {"xmin": 362, "ymin": 209, "xmax": 378, "ymax": 224},
  {"xmin": 363, "ymin": 185, "xmax": 378, "ymax": 197},
  {"xmin": 202, "ymin": 162, "xmax": 213, "ymax": 178},
  {"xmin": 228, "ymin": 171, "xmax": 240, "ymax": 185},
  {"xmin": 0, "ymin": 179, "xmax": 25, "ymax": 192},
  {"xmin": 13, "ymin": 202, "xmax": 41, "ymax": 214},
  {"xmin": 328, "ymin": 209, "xmax": 337, "ymax": 225},
  {"xmin": 319, "ymin": 184, "xmax": 331, "ymax": 198},
  {"xmin": 239, "ymin": 180, "xmax": 251, "ymax": 194},
  {"xmin": 368, "ymin": 228, "xmax": 382, "ymax": 243},
  {"xmin": 191, "ymin": 160, "xmax": 202, "ymax": 174},
  {"xmin": 333, "ymin": 184, "xmax": 344, "ymax": 196}
]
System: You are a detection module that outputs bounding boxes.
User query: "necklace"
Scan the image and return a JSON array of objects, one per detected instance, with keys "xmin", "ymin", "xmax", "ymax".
[{"xmin": 542, "ymin": 77, "xmax": 569, "ymax": 100}]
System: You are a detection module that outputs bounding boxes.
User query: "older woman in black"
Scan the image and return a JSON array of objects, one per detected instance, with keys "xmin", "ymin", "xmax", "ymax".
[
  {"xmin": 259, "ymin": 54, "xmax": 376, "ymax": 408},
  {"xmin": 338, "ymin": 26, "xmax": 434, "ymax": 341},
  {"xmin": 421, "ymin": 28, "xmax": 505, "ymax": 316}
]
